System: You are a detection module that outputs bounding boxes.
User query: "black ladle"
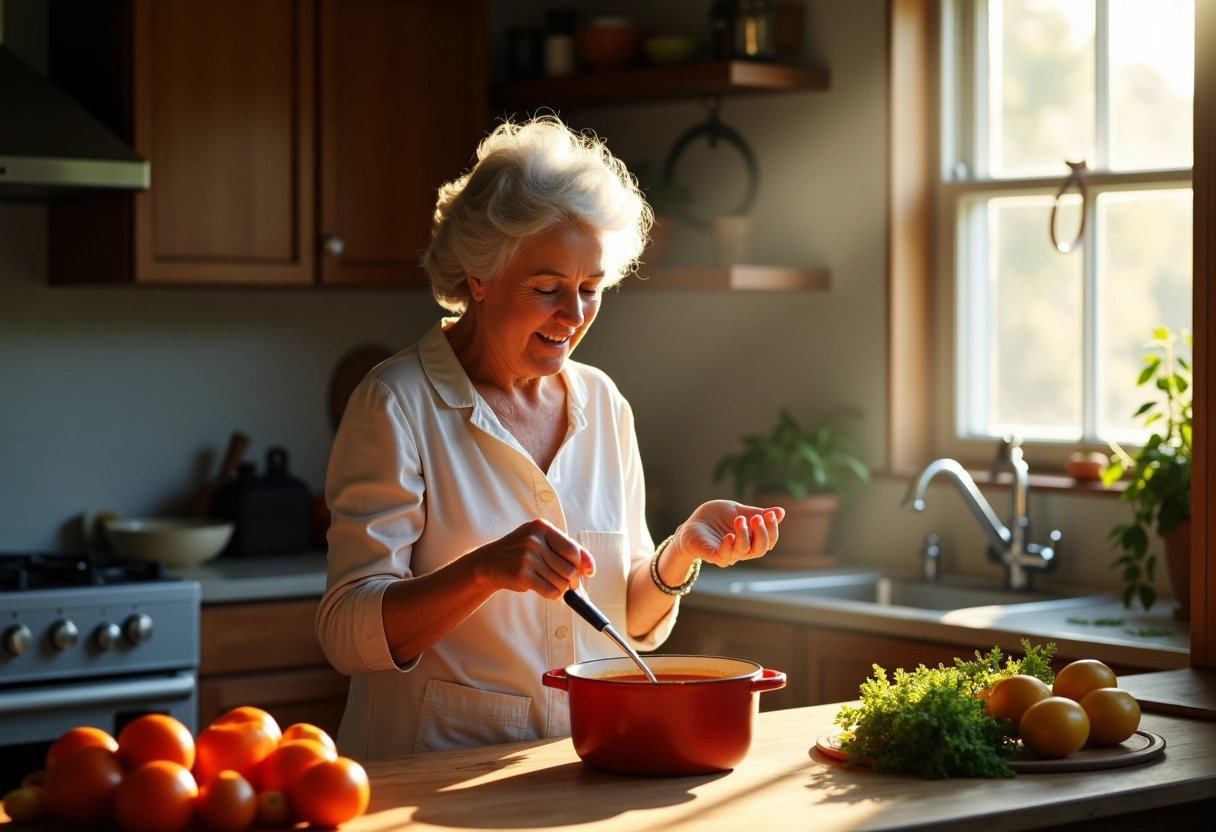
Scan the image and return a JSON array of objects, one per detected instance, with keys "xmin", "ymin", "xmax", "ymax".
[{"xmin": 563, "ymin": 589, "xmax": 659, "ymax": 684}]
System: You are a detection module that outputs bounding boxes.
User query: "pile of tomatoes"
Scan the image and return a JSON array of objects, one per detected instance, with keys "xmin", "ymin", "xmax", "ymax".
[
  {"xmin": 983, "ymin": 658, "xmax": 1142, "ymax": 758},
  {"xmin": 2, "ymin": 706, "xmax": 369, "ymax": 831}
]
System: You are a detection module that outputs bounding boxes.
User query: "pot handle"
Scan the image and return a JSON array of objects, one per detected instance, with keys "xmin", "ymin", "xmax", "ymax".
[
  {"xmin": 542, "ymin": 669, "xmax": 571, "ymax": 691},
  {"xmin": 751, "ymin": 668, "xmax": 787, "ymax": 693}
]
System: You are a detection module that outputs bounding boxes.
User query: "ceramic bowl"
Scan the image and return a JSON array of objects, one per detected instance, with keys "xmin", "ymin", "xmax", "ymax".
[
  {"xmin": 106, "ymin": 518, "xmax": 234, "ymax": 568},
  {"xmin": 643, "ymin": 35, "xmax": 702, "ymax": 66},
  {"xmin": 575, "ymin": 22, "xmax": 644, "ymax": 73}
]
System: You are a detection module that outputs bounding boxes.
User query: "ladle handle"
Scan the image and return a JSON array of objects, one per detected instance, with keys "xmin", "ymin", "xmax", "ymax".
[{"xmin": 563, "ymin": 588, "xmax": 610, "ymax": 631}]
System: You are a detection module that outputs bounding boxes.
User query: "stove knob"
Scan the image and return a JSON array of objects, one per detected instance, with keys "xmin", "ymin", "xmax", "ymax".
[
  {"xmin": 124, "ymin": 613, "xmax": 154, "ymax": 645},
  {"xmin": 94, "ymin": 622, "xmax": 122, "ymax": 650},
  {"xmin": 3, "ymin": 624, "xmax": 33, "ymax": 656},
  {"xmin": 50, "ymin": 619, "xmax": 79, "ymax": 651}
]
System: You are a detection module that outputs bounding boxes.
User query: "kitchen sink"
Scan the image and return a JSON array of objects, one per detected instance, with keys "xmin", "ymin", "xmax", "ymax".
[{"xmin": 727, "ymin": 571, "xmax": 1104, "ymax": 612}]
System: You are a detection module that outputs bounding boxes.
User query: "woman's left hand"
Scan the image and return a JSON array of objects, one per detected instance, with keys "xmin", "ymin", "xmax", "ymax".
[{"xmin": 670, "ymin": 500, "xmax": 785, "ymax": 569}]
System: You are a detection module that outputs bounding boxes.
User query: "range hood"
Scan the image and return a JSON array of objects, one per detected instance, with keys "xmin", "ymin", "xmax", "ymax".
[{"xmin": 0, "ymin": 2, "xmax": 149, "ymax": 201}]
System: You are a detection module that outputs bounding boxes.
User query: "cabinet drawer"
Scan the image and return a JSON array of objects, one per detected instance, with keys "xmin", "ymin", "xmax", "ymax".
[
  {"xmin": 200, "ymin": 598, "xmax": 327, "ymax": 675},
  {"xmin": 198, "ymin": 667, "xmax": 349, "ymax": 739}
]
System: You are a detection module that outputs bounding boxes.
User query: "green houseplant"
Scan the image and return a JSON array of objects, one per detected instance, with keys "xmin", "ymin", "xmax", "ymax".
[
  {"xmin": 1101, "ymin": 328, "xmax": 1192, "ymax": 616},
  {"xmin": 713, "ymin": 409, "xmax": 869, "ymax": 567}
]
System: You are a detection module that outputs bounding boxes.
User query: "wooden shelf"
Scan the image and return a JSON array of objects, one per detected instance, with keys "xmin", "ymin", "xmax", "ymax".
[
  {"xmin": 626, "ymin": 265, "xmax": 830, "ymax": 291},
  {"xmin": 496, "ymin": 60, "xmax": 830, "ymax": 109}
]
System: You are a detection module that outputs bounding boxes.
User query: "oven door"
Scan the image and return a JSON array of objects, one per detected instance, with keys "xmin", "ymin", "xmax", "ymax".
[{"xmin": 0, "ymin": 669, "xmax": 197, "ymax": 790}]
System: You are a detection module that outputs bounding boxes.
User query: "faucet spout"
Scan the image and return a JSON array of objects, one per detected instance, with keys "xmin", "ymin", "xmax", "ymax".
[
  {"xmin": 902, "ymin": 458, "xmax": 1010, "ymax": 552},
  {"xmin": 903, "ymin": 440, "xmax": 1060, "ymax": 591}
]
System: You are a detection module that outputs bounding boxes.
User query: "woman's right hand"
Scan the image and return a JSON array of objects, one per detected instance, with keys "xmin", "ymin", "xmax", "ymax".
[{"xmin": 476, "ymin": 519, "xmax": 595, "ymax": 600}]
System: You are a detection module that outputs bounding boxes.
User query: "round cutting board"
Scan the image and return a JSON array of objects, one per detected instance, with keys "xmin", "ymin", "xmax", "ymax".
[{"xmin": 813, "ymin": 729, "xmax": 1165, "ymax": 773}]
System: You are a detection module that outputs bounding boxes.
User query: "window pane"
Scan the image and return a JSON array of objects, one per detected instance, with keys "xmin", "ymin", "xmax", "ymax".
[
  {"xmin": 1107, "ymin": 0, "xmax": 1194, "ymax": 170},
  {"xmin": 965, "ymin": 195, "xmax": 1083, "ymax": 439},
  {"xmin": 1097, "ymin": 189, "xmax": 1193, "ymax": 440},
  {"xmin": 990, "ymin": 0, "xmax": 1094, "ymax": 178}
]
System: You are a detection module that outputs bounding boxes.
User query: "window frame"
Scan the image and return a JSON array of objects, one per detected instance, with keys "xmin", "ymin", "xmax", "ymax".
[{"xmin": 931, "ymin": 0, "xmax": 1194, "ymax": 472}]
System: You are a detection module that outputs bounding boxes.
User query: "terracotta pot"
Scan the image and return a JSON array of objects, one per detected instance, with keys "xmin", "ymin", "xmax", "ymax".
[
  {"xmin": 752, "ymin": 492, "xmax": 840, "ymax": 568},
  {"xmin": 542, "ymin": 655, "xmax": 786, "ymax": 775},
  {"xmin": 1161, "ymin": 520, "xmax": 1191, "ymax": 621}
]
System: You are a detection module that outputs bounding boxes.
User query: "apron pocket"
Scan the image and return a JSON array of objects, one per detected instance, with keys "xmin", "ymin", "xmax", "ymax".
[{"xmin": 413, "ymin": 678, "xmax": 530, "ymax": 753}]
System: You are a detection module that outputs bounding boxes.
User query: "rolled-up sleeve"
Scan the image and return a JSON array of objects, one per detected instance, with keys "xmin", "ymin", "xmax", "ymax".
[{"xmin": 316, "ymin": 377, "xmax": 423, "ymax": 676}]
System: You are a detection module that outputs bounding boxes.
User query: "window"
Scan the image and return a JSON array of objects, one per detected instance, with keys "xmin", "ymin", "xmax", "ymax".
[{"xmin": 938, "ymin": 0, "xmax": 1193, "ymax": 461}]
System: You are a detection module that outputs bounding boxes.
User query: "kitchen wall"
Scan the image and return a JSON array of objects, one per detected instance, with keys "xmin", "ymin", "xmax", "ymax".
[{"xmin": 0, "ymin": 1, "xmax": 1148, "ymax": 600}]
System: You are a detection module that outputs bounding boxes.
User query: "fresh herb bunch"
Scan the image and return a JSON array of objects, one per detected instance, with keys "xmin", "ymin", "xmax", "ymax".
[{"xmin": 832, "ymin": 640, "xmax": 1057, "ymax": 779}]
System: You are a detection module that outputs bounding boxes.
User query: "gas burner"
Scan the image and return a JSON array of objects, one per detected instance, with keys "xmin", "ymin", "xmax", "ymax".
[{"xmin": 0, "ymin": 552, "xmax": 168, "ymax": 592}]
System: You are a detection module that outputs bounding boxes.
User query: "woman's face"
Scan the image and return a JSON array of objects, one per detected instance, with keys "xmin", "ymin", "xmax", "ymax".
[{"xmin": 471, "ymin": 222, "xmax": 606, "ymax": 382}]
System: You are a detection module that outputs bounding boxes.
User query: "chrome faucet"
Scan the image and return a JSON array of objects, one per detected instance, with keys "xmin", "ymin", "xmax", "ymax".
[{"xmin": 902, "ymin": 438, "xmax": 1060, "ymax": 590}]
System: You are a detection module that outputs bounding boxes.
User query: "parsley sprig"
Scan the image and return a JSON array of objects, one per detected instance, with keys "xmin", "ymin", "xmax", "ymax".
[{"xmin": 832, "ymin": 640, "xmax": 1057, "ymax": 779}]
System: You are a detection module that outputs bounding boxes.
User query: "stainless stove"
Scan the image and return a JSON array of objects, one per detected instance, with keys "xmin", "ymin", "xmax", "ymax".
[{"xmin": 0, "ymin": 552, "xmax": 200, "ymax": 789}]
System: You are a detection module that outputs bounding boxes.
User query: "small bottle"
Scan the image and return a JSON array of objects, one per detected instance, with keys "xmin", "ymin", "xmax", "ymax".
[
  {"xmin": 709, "ymin": 0, "xmax": 737, "ymax": 61},
  {"xmin": 544, "ymin": 8, "xmax": 577, "ymax": 78}
]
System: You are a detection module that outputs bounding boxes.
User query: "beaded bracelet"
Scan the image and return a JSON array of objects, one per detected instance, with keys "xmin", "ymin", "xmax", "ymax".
[{"xmin": 649, "ymin": 534, "xmax": 701, "ymax": 597}]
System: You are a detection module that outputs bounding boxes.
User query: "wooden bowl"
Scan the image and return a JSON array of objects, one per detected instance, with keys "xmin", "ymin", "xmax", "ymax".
[{"xmin": 106, "ymin": 518, "xmax": 234, "ymax": 568}]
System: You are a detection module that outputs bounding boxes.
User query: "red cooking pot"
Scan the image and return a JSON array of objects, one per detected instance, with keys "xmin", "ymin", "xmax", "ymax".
[{"xmin": 542, "ymin": 655, "xmax": 786, "ymax": 776}]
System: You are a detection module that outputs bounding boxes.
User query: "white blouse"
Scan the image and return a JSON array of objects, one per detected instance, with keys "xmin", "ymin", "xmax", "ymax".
[{"xmin": 316, "ymin": 320, "xmax": 677, "ymax": 761}]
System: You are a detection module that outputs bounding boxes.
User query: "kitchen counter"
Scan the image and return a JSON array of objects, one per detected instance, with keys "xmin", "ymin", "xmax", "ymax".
[
  {"xmin": 304, "ymin": 706, "xmax": 1216, "ymax": 831},
  {"xmin": 170, "ymin": 557, "xmax": 1189, "ymax": 671},
  {"xmin": 3, "ymin": 703, "xmax": 1211, "ymax": 830},
  {"xmin": 168, "ymin": 552, "xmax": 328, "ymax": 603},
  {"xmin": 686, "ymin": 566, "xmax": 1190, "ymax": 672}
]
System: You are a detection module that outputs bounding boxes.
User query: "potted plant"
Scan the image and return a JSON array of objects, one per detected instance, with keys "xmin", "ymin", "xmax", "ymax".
[
  {"xmin": 713, "ymin": 409, "xmax": 869, "ymax": 568},
  {"xmin": 1101, "ymin": 327, "xmax": 1192, "ymax": 618}
]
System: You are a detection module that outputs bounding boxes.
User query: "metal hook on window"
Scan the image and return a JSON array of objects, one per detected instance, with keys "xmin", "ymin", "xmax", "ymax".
[{"xmin": 1049, "ymin": 160, "xmax": 1088, "ymax": 253}]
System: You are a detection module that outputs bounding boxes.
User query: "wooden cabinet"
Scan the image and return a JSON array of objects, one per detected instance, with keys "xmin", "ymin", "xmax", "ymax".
[
  {"xmin": 198, "ymin": 598, "xmax": 348, "ymax": 738},
  {"xmin": 47, "ymin": 0, "xmax": 487, "ymax": 287},
  {"xmin": 665, "ymin": 608, "xmax": 1164, "ymax": 710},
  {"xmin": 660, "ymin": 608, "xmax": 806, "ymax": 711}
]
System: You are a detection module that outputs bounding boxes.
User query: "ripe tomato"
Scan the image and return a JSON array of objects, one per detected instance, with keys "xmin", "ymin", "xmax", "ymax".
[
  {"xmin": 255, "ymin": 789, "xmax": 292, "ymax": 827},
  {"xmin": 196, "ymin": 770, "xmax": 257, "ymax": 832},
  {"xmin": 292, "ymin": 757, "xmax": 370, "ymax": 828},
  {"xmin": 45, "ymin": 725, "xmax": 118, "ymax": 769},
  {"xmin": 3, "ymin": 785, "xmax": 49, "ymax": 822},
  {"xmin": 1019, "ymin": 696, "xmax": 1090, "ymax": 758},
  {"xmin": 211, "ymin": 706, "xmax": 282, "ymax": 744},
  {"xmin": 117, "ymin": 713, "xmax": 196, "ymax": 771},
  {"xmin": 45, "ymin": 745, "xmax": 125, "ymax": 827},
  {"xmin": 985, "ymin": 674, "xmax": 1051, "ymax": 731},
  {"xmin": 114, "ymin": 760, "xmax": 198, "ymax": 832},
  {"xmin": 256, "ymin": 738, "xmax": 336, "ymax": 794},
  {"xmin": 281, "ymin": 722, "xmax": 338, "ymax": 754},
  {"xmin": 1052, "ymin": 659, "xmax": 1118, "ymax": 701},
  {"xmin": 194, "ymin": 720, "xmax": 279, "ymax": 787},
  {"xmin": 1079, "ymin": 687, "xmax": 1141, "ymax": 746}
]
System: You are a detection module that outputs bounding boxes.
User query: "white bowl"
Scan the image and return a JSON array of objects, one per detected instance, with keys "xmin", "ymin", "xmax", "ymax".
[{"xmin": 106, "ymin": 518, "xmax": 234, "ymax": 568}]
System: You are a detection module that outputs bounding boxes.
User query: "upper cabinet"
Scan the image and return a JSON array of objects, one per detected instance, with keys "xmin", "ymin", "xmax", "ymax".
[{"xmin": 47, "ymin": 0, "xmax": 487, "ymax": 288}]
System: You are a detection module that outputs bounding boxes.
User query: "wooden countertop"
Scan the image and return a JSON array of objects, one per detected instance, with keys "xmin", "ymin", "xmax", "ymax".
[
  {"xmin": 341, "ymin": 704, "xmax": 1214, "ymax": 832},
  {"xmin": 3, "ymin": 705, "xmax": 1213, "ymax": 830}
]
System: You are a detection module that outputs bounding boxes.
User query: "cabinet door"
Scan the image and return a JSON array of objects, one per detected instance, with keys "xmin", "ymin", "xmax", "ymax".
[
  {"xmin": 662, "ymin": 608, "xmax": 805, "ymax": 711},
  {"xmin": 199, "ymin": 598, "xmax": 348, "ymax": 738},
  {"xmin": 317, "ymin": 0, "xmax": 488, "ymax": 286},
  {"xmin": 132, "ymin": 0, "xmax": 316, "ymax": 285},
  {"xmin": 806, "ymin": 628, "xmax": 981, "ymax": 705}
]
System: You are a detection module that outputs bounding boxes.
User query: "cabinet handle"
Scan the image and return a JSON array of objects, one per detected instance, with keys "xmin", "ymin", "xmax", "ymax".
[{"xmin": 323, "ymin": 235, "xmax": 345, "ymax": 256}]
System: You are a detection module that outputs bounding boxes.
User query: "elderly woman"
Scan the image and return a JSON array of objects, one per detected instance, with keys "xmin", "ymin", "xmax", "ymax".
[{"xmin": 317, "ymin": 116, "xmax": 784, "ymax": 761}]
